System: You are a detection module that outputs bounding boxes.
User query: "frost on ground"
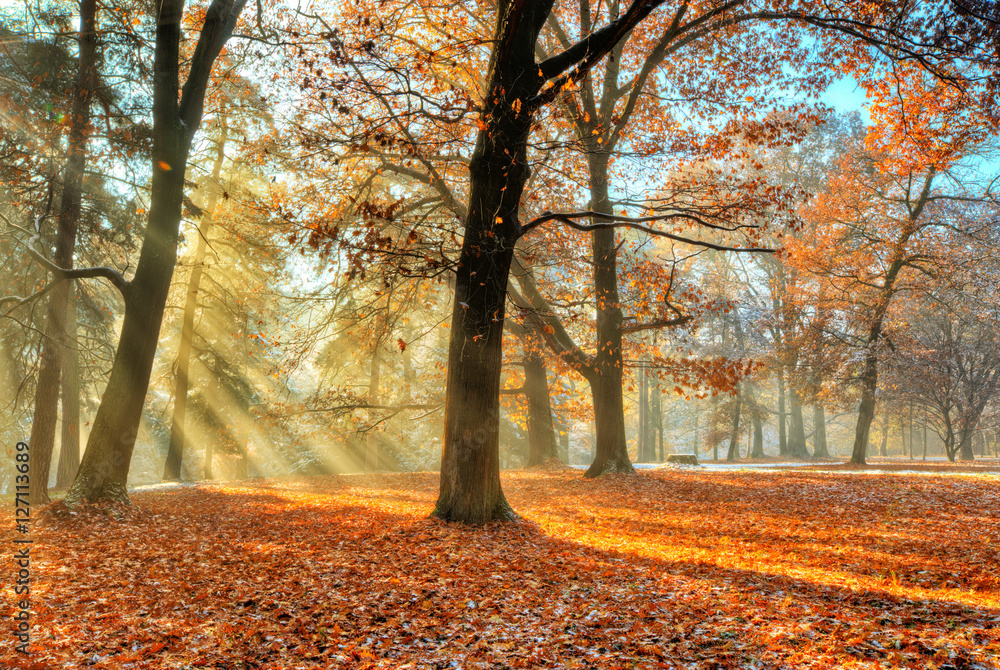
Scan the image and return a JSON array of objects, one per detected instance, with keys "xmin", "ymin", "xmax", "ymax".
[{"xmin": 3, "ymin": 468, "xmax": 998, "ymax": 669}]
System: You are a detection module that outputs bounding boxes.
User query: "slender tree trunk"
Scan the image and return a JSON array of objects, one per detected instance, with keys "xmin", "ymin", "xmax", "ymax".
[
  {"xmin": 922, "ymin": 422, "xmax": 927, "ymax": 461},
  {"xmin": 638, "ymin": 365, "xmax": 649, "ymax": 462},
  {"xmin": 27, "ymin": 0, "xmax": 97, "ymax": 504},
  {"xmin": 788, "ymin": 390, "xmax": 809, "ymax": 458},
  {"xmin": 879, "ymin": 413, "xmax": 889, "ymax": 457},
  {"xmin": 163, "ymin": 124, "xmax": 227, "ymax": 481},
  {"xmin": 652, "ymin": 379, "xmax": 663, "ymax": 462},
  {"xmin": 812, "ymin": 405, "xmax": 830, "ymax": 458},
  {"xmin": 692, "ymin": 413, "xmax": 699, "ymax": 459},
  {"xmin": 55, "ymin": 284, "xmax": 81, "ymax": 489},
  {"xmin": 524, "ymin": 353, "xmax": 558, "ymax": 466},
  {"xmin": 366, "ymin": 346, "xmax": 381, "ymax": 471},
  {"xmin": 777, "ymin": 370, "xmax": 788, "ymax": 456},
  {"xmin": 907, "ymin": 403, "xmax": 914, "ymax": 459},
  {"xmin": 28, "ymin": 315, "xmax": 64, "ymax": 503},
  {"xmin": 726, "ymin": 387, "xmax": 742, "ymax": 461},
  {"xmin": 65, "ymin": 0, "xmax": 247, "ymax": 506},
  {"xmin": 847, "ymin": 178, "xmax": 931, "ymax": 465},
  {"xmin": 746, "ymin": 382, "xmax": 764, "ymax": 458}
]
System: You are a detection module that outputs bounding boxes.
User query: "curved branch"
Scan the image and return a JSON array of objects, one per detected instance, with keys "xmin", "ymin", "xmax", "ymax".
[{"xmin": 521, "ymin": 210, "xmax": 774, "ymax": 253}]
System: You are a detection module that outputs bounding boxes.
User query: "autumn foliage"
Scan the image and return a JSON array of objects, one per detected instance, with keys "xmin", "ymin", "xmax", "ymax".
[{"xmin": 4, "ymin": 468, "xmax": 999, "ymax": 669}]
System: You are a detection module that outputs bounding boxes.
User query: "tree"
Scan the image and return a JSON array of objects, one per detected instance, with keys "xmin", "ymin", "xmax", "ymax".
[
  {"xmin": 0, "ymin": 0, "xmax": 99, "ymax": 504},
  {"xmin": 62, "ymin": 0, "xmax": 249, "ymax": 505},
  {"xmin": 896, "ymin": 278, "xmax": 1000, "ymax": 462},
  {"xmin": 163, "ymin": 116, "xmax": 229, "ymax": 481}
]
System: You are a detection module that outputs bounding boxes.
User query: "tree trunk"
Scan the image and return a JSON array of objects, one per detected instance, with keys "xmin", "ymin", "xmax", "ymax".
[
  {"xmin": 65, "ymin": 0, "xmax": 247, "ymax": 506},
  {"xmin": 524, "ymin": 353, "xmax": 558, "ymax": 466},
  {"xmin": 652, "ymin": 378, "xmax": 663, "ymax": 461},
  {"xmin": 163, "ymin": 124, "xmax": 227, "ymax": 481},
  {"xmin": 638, "ymin": 365, "xmax": 649, "ymax": 462},
  {"xmin": 777, "ymin": 370, "xmax": 788, "ymax": 456},
  {"xmin": 849, "ymin": 351, "xmax": 879, "ymax": 465},
  {"xmin": 584, "ymin": 154, "xmax": 633, "ymax": 478},
  {"xmin": 692, "ymin": 413, "xmax": 699, "ymax": 459},
  {"xmin": 812, "ymin": 405, "xmax": 829, "ymax": 458},
  {"xmin": 746, "ymin": 382, "xmax": 764, "ymax": 458},
  {"xmin": 26, "ymin": 0, "xmax": 97, "ymax": 504},
  {"xmin": 366, "ymin": 345, "xmax": 381, "ymax": 471},
  {"xmin": 55, "ymin": 284, "xmax": 81, "ymax": 489},
  {"xmin": 907, "ymin": 402, "xmax": 914, "ymax": 459},
  {"xmin": 434, "ymin": 1, "xmax": 555, "ymax": 522},
  {"xmin": 958, "ymin": 427, "xmax": 976, "ymax": 462},
  {"xmin": 234, "ymin": 389, "xmax": 249, "ymax": 479},
  {"xmin": 585, "ymin": 369, "xmax": 634, "ymax": 476},
  {"xmin": 788, "ymin": 390, "xmax": 809, "ymax": 458},
  {"xmin": 725, "ymin": 387, "xmax": 742, "ymax": 461},
  {"xmin": 879, "ymin": 413, "xmax": 889, "ymax": 457},
  {"xmin": 922, "ymin": 422, "xmax": 927, "ymax": 461}
]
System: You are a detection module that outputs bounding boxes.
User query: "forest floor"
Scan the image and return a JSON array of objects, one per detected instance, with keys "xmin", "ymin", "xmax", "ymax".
[{"xmin": 2, "ymin": 466, "xmax": 999, "ymax": 669}]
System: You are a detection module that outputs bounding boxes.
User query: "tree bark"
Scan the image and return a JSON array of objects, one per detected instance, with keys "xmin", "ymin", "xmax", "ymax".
[
  {"xmin": 26, "ymin": 0, "xmax": 97, "ymax": 504},
  {"xmin": 958, "ymin": 426, "xmax": 976, "ymax": 462},
  {"xmin": 652, "ymin": 378, "xmax": 663, "ymax": 461},
  {"xmin": 812, "ymin": 405, "xmax": 830, "ymax": 458},
  {"xmin": 850, "ymin": 352, "xmax": 879, "ymax": 465},
  {"xmin": 163, "ymin": 123, "xmax": 227, "ymax": 481},
  {"xmin": 65, "ymin": 0, "xmax": 247, "ymax": 506},
  {"xmin": 524, "ymin": 352, "xmax": 559, "ymax": 466},
  {"xmin": 584, "ymin": 154, "xmax": 634, "ymax": 477},
  {"xmin": 788, "ymin": 389, "xmax": 809, "ymax": 458},
  {"xmin": 638, "ymin": 365, "xmax": 649, "ymax": 462},
  {"xmin": 879, "ymin": 413, "xmax": 889, "ymax": 457},
  {"xmin": 370, "ymin": 349, "xmax": 383, "ymax": 469},
  {"xmin": 433, "ymin": 0, "xmax": 555, "ymax": 522},
  {"xmin": 55, "ymin": 284, "xmax": 81, "ymax": 489},
  {"xmin": 725, "ymin": 387, "xmax": 742, "ymax": 461},
  {"xmin": 777, "ymin": 369, "xmax": 788, "ymax": 456},
  {"xmin": 848, "ymin": 171, "xmax": 933, "ymax": 465}
]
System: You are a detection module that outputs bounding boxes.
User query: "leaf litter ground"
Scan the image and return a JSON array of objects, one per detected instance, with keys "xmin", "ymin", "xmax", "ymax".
[{"xmin": 2, "ymin": 467, "xmax": 998, "ymax": 669}]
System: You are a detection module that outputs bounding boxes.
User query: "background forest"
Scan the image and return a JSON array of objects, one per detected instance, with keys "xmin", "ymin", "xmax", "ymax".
[{"xmin": 2, "ymin": 0, "xmax": 1000, "ymax": 506}]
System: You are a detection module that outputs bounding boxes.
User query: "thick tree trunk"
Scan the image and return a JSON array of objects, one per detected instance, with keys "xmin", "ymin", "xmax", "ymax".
[
  {"xmin": 958, "ymin": 427, "xmax": 976, "ymax": 462},
  {"xmin": 812, "ymin": 405, "xmax": 829, "ymax": 458},
  {"xmin": 26, "ymin": 0, "xmax": 97, "ymax": 504},
  {"xmin": 65, "ymin": 0, "xmax": 246, "ymax": 506},
  {"xmin": 55, "ymin": 284, "xmax": 81, "ymax": 489},
  {"xmin": 849, "ymin": 351, "xmax": 879, "ymax": 465},
  {"xmin": 585, "ymin": 370, "xmax": 634, "ymax": 476},
  {"xmin": 434, "ymin": 1, "xmax": 554, "ymax": 522},
  {"xmin": 584, "ymin": 155, "xmax": 633, "ymax": 478},
  {"xmin": 163, "ymin": 125, "xmax": 226, "ymax": 481},
  {"xmin": 788, "ymin": 391, "xmax": 809, "ymax": 458},
  {"xmin": 524, "ymin": 353, "xmax": 558, "ymax": 466}
]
